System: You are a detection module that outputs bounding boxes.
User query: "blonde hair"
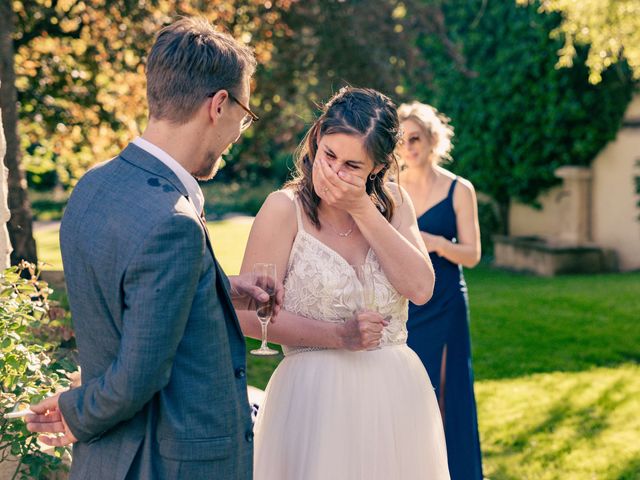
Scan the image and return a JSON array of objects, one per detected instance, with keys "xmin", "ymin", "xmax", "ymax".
[{"xmin": 398, "ymin": 102, "xmax": 454, "ymax": 163}]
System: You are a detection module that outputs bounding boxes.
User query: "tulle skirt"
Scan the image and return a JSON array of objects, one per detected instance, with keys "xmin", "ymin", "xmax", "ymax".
[{"xmin": 253, "ymin": 344, "xmax": 450, "ymax": 480}]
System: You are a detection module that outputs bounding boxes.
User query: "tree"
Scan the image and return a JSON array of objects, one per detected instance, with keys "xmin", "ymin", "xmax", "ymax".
[
  {"xmin": 12, "ymin": 0, "xmax": 465, "ymax": 187},
  {"xmin": 0, "ymin": 102, "xmax": 12, "ymax": 268},
  {"xmin": 518, "ymin": 0, "xmax": 640, "ymax": 84},
  {"xmin": 221, "ymin": 0, "xmax": 469, "ymax": 186},
  {"xmin": 414, "ymin": 0, "xmax": 634, "ymax": 233},
  {"xmin": 1, "ymin": 1, "xmax": 37, "ymax": 264},
  {"xmin": 3, "ymin": 0, "xmax": 292, "ymax": 262}
]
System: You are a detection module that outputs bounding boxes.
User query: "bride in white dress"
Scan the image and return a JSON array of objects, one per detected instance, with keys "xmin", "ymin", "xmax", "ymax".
[{"xmin": 240, "ymin": 87, "xmax": 450, "ymax": 479}]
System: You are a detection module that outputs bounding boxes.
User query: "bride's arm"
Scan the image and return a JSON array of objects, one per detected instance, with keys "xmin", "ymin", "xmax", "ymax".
[
  {"xmin": 237, "ymin": 309, "xmax": 381, "ymax": 351},
  {"xmin": 354, "ymin": 182, "xmax": 434, "ymax": 304},
  {"xmin": 238, "ymin": 191, "xmax": 384, "ymax": 350}
]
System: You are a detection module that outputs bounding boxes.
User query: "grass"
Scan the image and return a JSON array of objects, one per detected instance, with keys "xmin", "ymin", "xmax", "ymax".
[
  {"xmin": 465, "ymin": 267, "xmax": 640, "ymax": 380},
  {"xmin": 477, "ymin": 365, "xmax": 640, "ymax": 480},
  {"xmin": 34, "ymin": 220, "xmax": 640, "ymax": 479},
  {"xmin": 35, "ymin": 218, "xmax": 253, "ymax": 274}
]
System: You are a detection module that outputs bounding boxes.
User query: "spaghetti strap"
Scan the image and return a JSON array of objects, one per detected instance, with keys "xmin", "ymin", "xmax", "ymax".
[
  {"xmin": 292, "ymin": 194, "xmax": 305, "ymax": 233},
  {"xmin": 446, "ymin": 177, "xmax": 458, "ymax": 200}
]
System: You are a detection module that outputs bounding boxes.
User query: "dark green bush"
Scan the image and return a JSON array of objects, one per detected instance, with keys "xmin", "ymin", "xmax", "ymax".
[{"xmin": 413, "ymin": 0, "xmax": 635, "ymax": 231}]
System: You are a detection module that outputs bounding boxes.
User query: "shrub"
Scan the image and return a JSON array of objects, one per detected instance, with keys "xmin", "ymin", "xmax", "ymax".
[
  {"xmin": 0, "ymin": 263, "xmax": 75, "ymax": 479},
  {"xmin": 415, "ymin": 0, "xmax": 635, "ymax": 232}
]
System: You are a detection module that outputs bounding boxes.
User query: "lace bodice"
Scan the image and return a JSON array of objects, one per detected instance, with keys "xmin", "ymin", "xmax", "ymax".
[{"xmin": 282, "ymin": 193, "xmax": 409, "ymax": 355}]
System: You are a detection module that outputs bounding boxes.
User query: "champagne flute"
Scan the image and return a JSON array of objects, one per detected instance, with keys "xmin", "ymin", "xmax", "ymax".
[
  {"xmin": 250, "ymin": 263, "xmax": 279, "ymax": 356},
  {"xmin": 352, "ymin": 263, "xmax": 381, "ymax": 350},
  {"xmin": 352, "ymin": 263, "xmax": 376, "ymax": 311}
]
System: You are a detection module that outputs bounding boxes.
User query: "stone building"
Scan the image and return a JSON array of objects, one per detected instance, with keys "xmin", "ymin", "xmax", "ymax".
[{"xmin": 497, "ymin": 94, "xmax": 640, "ymax": 274}]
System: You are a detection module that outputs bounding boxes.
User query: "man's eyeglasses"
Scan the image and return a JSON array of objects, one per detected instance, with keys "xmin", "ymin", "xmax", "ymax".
[{"xmin": 208, "ymin": 90, "xmax": 259, "ymax": 131}]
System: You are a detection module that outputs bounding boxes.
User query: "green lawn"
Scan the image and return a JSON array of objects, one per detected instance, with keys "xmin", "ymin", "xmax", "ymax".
[{"xmin": 34, "ymin": 220, "xmax": 640, "ymax": 479}]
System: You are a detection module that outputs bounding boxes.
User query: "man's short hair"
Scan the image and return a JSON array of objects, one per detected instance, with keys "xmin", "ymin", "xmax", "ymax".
[{"xmin": 146, "ymin": 17, "xmax": 256, "ymax": 124}]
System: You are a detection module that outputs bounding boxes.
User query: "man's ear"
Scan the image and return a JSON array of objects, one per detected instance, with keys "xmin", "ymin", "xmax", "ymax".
[{"xmin": 208, "ymin": 90, "xmax": 229, "ymax": 124}]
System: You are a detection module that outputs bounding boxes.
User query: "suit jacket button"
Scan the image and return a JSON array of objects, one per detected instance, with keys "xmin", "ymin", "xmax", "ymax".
[
  {"xmin": 245, "ymin": 431, "xmax": 254, "ymax": 443},
  {"xmin": 235, "ymin": 367, "xmax": 246, "ymax": 379}
]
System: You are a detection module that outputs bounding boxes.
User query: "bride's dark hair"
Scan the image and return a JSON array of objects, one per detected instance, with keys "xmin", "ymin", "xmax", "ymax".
[{"xmin": 285, "ymin": 86, "xmax": 402, "ymax": 229}]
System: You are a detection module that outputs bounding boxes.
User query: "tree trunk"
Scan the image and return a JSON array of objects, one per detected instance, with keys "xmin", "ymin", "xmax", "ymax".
[
  {"xmin": 0, "ymin": 108, "xmax": 12, "ymax": 268},
  {"xmin": 497, "ymin": 198, "xmax": 510, "ymax": 236},
  {"xmin": 0, "ymin": 1, "xmax": 37, "ymax": 265}
]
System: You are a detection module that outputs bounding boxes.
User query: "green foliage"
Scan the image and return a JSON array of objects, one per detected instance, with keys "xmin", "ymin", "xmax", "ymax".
[
  {"xmin": 477, "ymin": 199, "xmax": 501, "ymax": 256},
  {"xmin": 14, "ymin": 0, "xmax": 453, "ymax": 192},
  {"xmin": 14, "ymin": 0, "xmax": 295, "ymax": 190},
  {"xmin": 201, "ymin": 179, "xmax": 280, "ymax": 219},
  {"xmin": 0, "ymin": 262, "xmax": 74, "ymax": 479},
  {"xmin": 412, "ymin": 0, "xmax": 635, "ymax": 226},
  {"xmin": 28, "ymin": 190, "xmax": 68, "ymax": 222},
  {"xmin": 517, "ymin": 0, "xmax": 640, "ymax": 84}
]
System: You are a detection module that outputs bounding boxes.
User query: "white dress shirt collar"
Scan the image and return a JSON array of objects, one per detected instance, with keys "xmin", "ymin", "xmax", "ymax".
[{"xmin": 132, "ymin": 137, "xmax": 205, "ymax": 215}]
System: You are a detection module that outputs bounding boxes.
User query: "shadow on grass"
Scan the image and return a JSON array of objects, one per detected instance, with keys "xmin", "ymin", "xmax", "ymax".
[
  {"xmin": 483, "ymin": 464, "xmax": 521, "ymax": 480},
  {"xmin": 499, "ymin": 377, "xmax": 631, "ymax": 455},
  {"xmin": 612, "ymin": 456, "xmax": 640, "ymax": 480},
  {"xmin": 480, "ymin": 370, "xmax": 639, "ymax": 478}
]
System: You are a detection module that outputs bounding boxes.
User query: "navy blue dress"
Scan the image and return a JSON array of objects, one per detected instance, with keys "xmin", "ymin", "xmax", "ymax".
[{"xmin": 407, "ymin": 178, "xmax": 483, "ymax": 480}]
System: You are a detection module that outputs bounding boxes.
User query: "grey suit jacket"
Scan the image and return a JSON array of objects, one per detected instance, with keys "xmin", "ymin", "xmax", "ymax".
[{"xmin": 58, "ymin": 144, "xmax": 253, "ymax": 479}]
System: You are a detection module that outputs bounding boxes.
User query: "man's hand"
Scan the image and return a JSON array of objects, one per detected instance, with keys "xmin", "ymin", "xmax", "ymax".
[
  {"xmin": 339, "ymin": 311, "xmax": 389, "ymax": 351},
  {"xmin": 229, "ymin": 273, "xmax": 284, "ymax": 320},
  {"xmin": 26, "ymin": 393, "xmax": 78, "ymax": 447}
]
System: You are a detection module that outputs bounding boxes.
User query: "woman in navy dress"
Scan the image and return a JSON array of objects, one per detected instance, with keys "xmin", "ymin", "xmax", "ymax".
[{"xmin": 397, "ymin": 102, "xmax": 483, "ymax": 480}]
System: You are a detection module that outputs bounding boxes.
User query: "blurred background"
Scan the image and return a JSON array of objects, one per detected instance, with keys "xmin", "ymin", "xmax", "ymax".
[{"xmin": 0, "ymin": 1, "xmax": 639, "ymax": 479}]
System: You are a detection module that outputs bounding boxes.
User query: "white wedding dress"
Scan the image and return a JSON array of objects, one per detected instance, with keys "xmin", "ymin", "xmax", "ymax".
[{"xmin": 253, "ymin": 195, "xmax": 450, "ymax": 480}]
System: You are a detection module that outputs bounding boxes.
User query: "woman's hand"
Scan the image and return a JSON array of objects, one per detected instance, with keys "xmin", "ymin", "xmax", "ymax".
[
  {"xmin": 339, "ymin": 311, "xmax": 389, "ymax": 351},
  {"xmin": 313, "ymin": 156, "xmax": 370, "ymax": 214},
  {"xmin": 421, "ymin": 232, "xmax": 447, "ymax": 256}
]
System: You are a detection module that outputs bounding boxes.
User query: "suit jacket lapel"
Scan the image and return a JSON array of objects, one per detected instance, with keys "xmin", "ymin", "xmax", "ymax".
[{"xmin": 196, "ymin": 210, "xmax": 245, "ymax": 341}]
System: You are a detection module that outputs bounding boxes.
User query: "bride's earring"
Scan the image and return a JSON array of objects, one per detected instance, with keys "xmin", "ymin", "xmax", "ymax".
[{"xmin": 369, "ymin": 173, "xmax": 376, "ymax": 181}]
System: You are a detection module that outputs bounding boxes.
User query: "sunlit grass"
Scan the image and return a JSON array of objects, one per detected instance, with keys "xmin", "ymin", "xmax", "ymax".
[
  {"xmin": 33, "ymin": 220, "xmax": 640, "ymax": 479},
  {"xmin": 35, "ymin": 226, "xmax": 63, "ymax": 270},
  {"xmin": 34, "ymin": 219, "xmax": 253, "ymax": 274},
  {"xmin": 477, "ymin": 364, "xmax": 640, "ymax": 480}
]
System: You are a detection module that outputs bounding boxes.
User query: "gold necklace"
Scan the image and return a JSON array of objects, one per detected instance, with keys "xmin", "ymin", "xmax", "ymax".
[{"xmin": 323, "ymin": 216, "xmax": 355, "ymax": 237}]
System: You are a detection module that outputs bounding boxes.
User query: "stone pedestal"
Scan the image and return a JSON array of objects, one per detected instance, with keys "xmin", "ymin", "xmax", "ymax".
[
  {"xmin": 554, "ymin": 166, "xmax": 592, "ymax": 245},
  {"xmin": 493, "ymin": 235, "xmax": 616, "ymax": 276}
]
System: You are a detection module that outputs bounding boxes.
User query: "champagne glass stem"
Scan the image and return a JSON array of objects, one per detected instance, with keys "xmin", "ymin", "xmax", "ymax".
[{"xmin": 260, "ymin": 321, "xmax": 269, "ymax": 349}]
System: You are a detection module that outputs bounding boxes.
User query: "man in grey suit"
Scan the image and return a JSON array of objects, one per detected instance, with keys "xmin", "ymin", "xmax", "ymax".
[{"xmin": 26, "ymin": 17, "xmax": 272, "ymax": 479}]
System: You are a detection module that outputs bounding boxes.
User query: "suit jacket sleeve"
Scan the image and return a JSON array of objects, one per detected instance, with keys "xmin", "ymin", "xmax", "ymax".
[{"xmin": 58, "ymin": 213, "xmax": 206, "ymax": 442}]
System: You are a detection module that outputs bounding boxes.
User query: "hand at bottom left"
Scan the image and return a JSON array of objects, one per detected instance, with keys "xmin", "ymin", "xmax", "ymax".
[{"xmin": 26, "ymin": 393, "xmax": 78, "ymax": 447}]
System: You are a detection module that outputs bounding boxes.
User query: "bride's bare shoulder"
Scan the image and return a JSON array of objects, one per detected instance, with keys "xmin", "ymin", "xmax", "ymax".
[
  {"xmin": 384, "ymin": 181, "xmax": 413, "ymax": 212},
  {"xmin": 384, "ymin": 181, "xmax": 417, "ymax": 229},
  {"xmin": 256, "ymin": 189, "xmax": 298, "ymax": 227}
]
